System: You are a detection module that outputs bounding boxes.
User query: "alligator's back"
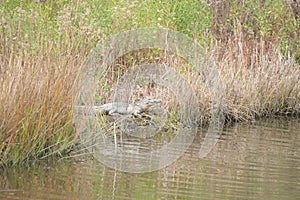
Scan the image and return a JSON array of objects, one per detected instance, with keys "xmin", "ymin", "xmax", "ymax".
[
  {"xmin": 74, "ymin": 102, "xmax": 134, "ymax": 115},
  {"xmin": 95, "ymin": 102, "xmax": 136, "ymax": 115},
  {"xmin": 74, "ymin": 98, "xmax": 161, "ymax": 116}
]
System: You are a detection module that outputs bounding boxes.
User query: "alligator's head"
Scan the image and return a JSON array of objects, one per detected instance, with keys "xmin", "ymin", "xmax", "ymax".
[{"xmin": 135, "ymin": 98, "xmax": 162, "ymax": 110}]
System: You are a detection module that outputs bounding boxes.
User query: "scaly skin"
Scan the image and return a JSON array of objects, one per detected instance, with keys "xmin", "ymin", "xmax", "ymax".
[{"xmin": 75, "ymin": 98, "xmax": 161, "ymax": 117}]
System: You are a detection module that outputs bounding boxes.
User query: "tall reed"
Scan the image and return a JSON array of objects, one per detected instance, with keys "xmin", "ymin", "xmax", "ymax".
[
  {"xmin": 0, "ymin": 0, "xmax": 299, "ymax": 166},
  {"xmin": 0, "ymin": 1, "xmax": 92, "ymax": 166}
]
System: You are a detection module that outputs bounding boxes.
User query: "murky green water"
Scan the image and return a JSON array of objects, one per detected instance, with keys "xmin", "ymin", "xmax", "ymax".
[{"xmin": 1, "ymin": 117, "xmax": 299, "ymax": 200}]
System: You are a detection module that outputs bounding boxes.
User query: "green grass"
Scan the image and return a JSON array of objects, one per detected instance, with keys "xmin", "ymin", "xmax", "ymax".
[{"xmin": 0, "ymin": 0, "xmax": 299, "ymax": 166}]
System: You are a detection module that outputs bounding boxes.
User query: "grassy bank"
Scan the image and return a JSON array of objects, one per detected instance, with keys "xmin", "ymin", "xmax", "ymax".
[{"xmin": 0, "ymin": 0, "xmax": 299, "ymax": 166}]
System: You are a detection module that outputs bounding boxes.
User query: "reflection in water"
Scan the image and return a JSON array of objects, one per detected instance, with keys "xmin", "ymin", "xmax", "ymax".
[{"xmin": 1, "ymin": 117, "xmax": 299, "ymax": 199}]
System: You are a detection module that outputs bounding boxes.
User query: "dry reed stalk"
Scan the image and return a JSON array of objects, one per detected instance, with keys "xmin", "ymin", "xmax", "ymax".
[
  {"xmin": 210, "ymin": 34, "xmax": 300, "ymax": 122},
  {"xmin": 1, "ymin": 0, "xmax": 299, "ymax": 166},
  {"xmin": 0, "ymin": 37, "xmax": 89, "ymax": 166}
]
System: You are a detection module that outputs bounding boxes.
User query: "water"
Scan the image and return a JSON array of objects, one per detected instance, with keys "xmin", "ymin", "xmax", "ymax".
[{"xmin": 1, "ymin": 117, "xmax": 299, "ymax": 199}]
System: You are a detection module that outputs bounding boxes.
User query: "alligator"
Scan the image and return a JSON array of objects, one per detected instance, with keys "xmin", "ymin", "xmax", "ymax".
[{"xmin": 75, "ymin": 98, "xmax": 162, "ymax": 117}]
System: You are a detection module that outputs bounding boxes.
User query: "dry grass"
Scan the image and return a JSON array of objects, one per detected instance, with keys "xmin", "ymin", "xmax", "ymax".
[
  {"xmin": 0, "ymin": 41, "xmax": 86, "ymax": 165},
  {"xmin": 214, "ymin": 36, "xmax": 300, "ymax": 122},
  {"xmin": 0, "ymin": 0, "xmax": 299, "ymax": 166},
  {"xmin": 94, "ymin": 38, "xmax": 300, "ymax": 127},
  {"xmin": 0, "ymin": 2, "xmax": 92, "ymax": 166}
]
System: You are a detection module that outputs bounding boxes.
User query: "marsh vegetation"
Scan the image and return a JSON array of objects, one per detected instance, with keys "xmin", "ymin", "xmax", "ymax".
[{"xmin": 0, "ymin": 0, "xmax": 299, "ymax": 166}]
